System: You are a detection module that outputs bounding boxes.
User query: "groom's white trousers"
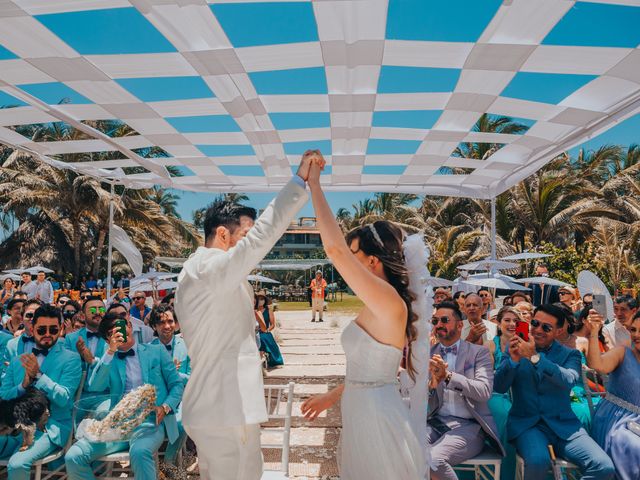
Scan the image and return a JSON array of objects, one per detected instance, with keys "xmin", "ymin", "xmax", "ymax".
[{"xmin": 186, "ymin": 424, "xmax": 263, "ymax": 480}]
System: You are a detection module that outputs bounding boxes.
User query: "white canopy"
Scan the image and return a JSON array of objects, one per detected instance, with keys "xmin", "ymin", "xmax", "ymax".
[{"xmin": 1, "ymin": 1, "xmax": 639, "ymax": 198}]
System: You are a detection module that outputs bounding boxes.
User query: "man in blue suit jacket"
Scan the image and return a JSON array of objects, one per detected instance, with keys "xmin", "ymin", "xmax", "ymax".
[
  {"xmin": 494, "ymin": 304, "xmax": 614, "ymax": 480},
  {"xmin": 65, "ymin": 312, "xmax": 184, "ymax": 480},
  {"xmin": 64, "ymin": 297, "xmax": 109, "ymax": 402},
  {"xmin": 0, "ymin": 304, "xmax": 82, "ymax": 480},
  {"xmin": 149, "ymin": 304, "xmax": 190, "ymax": 465}
]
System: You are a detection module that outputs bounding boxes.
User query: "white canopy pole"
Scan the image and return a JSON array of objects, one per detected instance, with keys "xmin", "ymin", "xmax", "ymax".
[
  {"xmin": 490, "ymin": 197, "xmax": 497, "ymax": 262},
  {"xmin": 106, "ymin": 182, "xmax": 115, "ymax": 299}
]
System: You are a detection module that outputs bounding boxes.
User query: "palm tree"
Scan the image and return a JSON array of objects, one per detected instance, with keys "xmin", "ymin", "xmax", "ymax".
[{"xmin": 150, "ymin": 186, "xmax": 181, "ymax": 218}]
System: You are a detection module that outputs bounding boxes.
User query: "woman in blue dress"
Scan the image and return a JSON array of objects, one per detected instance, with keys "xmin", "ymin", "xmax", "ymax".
[
  {"xmin": 487, "ymin": 306, "xmax": 521, "ymax": 480},
  {"xmin": 254, "ymin": 291, "xmax": 284, "ymax": 368},
  {"xmin": 587, "ymin": 311, "xmax": 640, "ymax": 480}
]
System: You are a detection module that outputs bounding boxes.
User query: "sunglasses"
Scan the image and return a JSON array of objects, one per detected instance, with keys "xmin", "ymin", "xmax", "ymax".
[
  {"xmin": 479, "ymin": 293, "xmax": 490, "ymax": 297},
  {"xmin": 431, "ymin": 316, "xmax": 451, "ymax": 326},
  {"xmin": 36, "ymin": 325, "xmax": 60, "ymax": 336},
  {"xmin": 89, "ymin": 307, "xmax": 106, "ymax": 315},
  {"xmin": 133, "ymin": 296, "xmax": 145, "ymax": 301},
  {"xmin": 24, "ymin": 312, "xmax": 34, "ymax": 319},
  {"xmin": 530, "ymin": 319, "xmax": 554, "ymax": 333},
  {"xmin": 81, "ymin": 295, "xmax": 91, "ymax": 300},
  {"xmin": 58, "ymin": 299, "xmax": 67, "ymax": 305},
  {"xmin": 559, "ymin": 291, "xmax": 572, "ymax": 296}
]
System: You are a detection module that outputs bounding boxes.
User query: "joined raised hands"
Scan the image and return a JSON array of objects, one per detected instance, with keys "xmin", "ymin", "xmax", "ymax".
[{"xmin": 296, "ymin": 149, "xmax": 326, "ymax": 182}]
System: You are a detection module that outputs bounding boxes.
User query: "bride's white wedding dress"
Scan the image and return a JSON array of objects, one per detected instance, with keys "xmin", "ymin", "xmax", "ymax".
[{"xmin": 339, "ymin": 321, "xmax": 425, "ymax": 480}]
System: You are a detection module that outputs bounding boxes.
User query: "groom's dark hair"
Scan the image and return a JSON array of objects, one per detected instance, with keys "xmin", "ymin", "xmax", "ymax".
[{"xmin": 203, "ymin": 199, "xmax": 257, "ymax": 242}]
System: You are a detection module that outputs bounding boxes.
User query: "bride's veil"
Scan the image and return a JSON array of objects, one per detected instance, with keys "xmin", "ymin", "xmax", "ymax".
[{"xmin": 402, "ymin": 232, "xmax": 433, "ymax": 474}]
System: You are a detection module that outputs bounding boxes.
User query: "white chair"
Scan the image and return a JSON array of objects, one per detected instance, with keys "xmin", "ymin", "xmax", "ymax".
[
  {"xmin": 0, "ymin": 370, "xmax": 86, "ymax": 480},
  {"xmin": 453, "ymin": 447, "xmax": 502, "ymax": 480},
  {"xmin": 261, "ymin": 382, "xmax": 295, "ymax": 479},
  {"xmin": 516, "ymin": 452, "xmax": 580, "ymax": 480}
]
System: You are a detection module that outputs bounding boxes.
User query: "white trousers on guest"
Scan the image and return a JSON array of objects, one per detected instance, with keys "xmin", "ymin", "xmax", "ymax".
[
  {"xmin": 312, "ymin": 297, "xmax": 323, "ymax": 319},
  {"xmin": 185, "ymin": 424, "xmax": 262, "ymax": 480}
]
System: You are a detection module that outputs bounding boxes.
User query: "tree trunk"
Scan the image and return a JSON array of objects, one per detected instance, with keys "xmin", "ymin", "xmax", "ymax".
[
  {"xmin": 72, "ymin": 222, "xmax": 82, "ymax": 288},
  {"xmin": 92, "ymin": 224, "xmax": 108, "ymax": 278}
]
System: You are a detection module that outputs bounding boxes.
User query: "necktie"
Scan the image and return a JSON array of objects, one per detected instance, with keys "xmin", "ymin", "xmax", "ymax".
[
  {"xmin": 32, "ymin": 347, "xmax": 49, "ymax": 357},
  {"xmin": 117, "ymin": 349, "xmax": 135, "ymax": 359},
  {"xmin": 165, "ymin": 344, "xmax": 172, "ymax": 352},
  {"xmin": 86, "ymin": 331, "xmax": 99, "ymax": 339},
  {"xmin": 442, "ymin": 345, "xmax": 458, "ymax": 355}
]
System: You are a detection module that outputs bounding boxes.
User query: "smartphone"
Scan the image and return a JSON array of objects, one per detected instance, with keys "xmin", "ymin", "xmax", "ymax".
[
  {"xmin": 114, "ymin": 318, "xmax": 127, "ymax": 343},
  {"xmin": 592, "ymin": 294, "xmax": 607, "ymax": 319},
  {"xmin": 515, "ymin": 320, "xmax": 529, "ymax": 342}
]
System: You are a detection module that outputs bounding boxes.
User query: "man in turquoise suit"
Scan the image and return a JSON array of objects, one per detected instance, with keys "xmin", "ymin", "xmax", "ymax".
[
  {"xmin": 64, "ymin": 311, "xmax": 184, "ymax": 480},
  {"xmin": 0, "ymin": 304, "xmax": 82, "ymax": 480},
  {"xmin": 1, "ymin": 299, "xmax": 42, "ymax": 374},
  {"xmin": 64, "ymin": 297, "xmax": 109, "ymax": 402},
  {"xmin": 149, "ymin": 304, "xmax": 190, "ymax": 465}
]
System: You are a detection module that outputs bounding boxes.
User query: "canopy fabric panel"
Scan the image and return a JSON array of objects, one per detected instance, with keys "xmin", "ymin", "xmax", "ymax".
[{"xmin": 1, "ymin": 0, "xmax": 639, "ymax": 198}]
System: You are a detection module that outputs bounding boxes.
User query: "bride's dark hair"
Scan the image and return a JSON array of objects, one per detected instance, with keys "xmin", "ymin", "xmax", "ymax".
[{"xmin": 345, "ymin": 220, "xmax": 419, "ymax": 379}]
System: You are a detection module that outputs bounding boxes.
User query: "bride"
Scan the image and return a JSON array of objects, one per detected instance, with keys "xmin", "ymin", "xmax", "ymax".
[{"xmin": 300, "ymin": 151, "xmax": 425, "ymax": 479}]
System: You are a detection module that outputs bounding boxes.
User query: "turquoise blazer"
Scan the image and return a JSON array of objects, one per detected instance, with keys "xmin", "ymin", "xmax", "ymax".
[
  {"xmin": 494, "ymin": 340, "xmax": 582, "ymax": 441},
  {"xmin": 0, "ymin": 330, "xmax": 11, "ymax": 354},
  {"xmin": 64, "ymin": 328, "xmax": 108, "ymax": 394},
  {"xmin": 150, "ymin": 335, "xmax": 191, "ymax": 385},
  {"xmin": 0, "ymin": 342, "xmax": 82, "ymax": 447},
  {"xmin": 1, "ymin": 334, "xmax": 33, "ymax": 376},
  {"xmin": 88, "ymin": 343, "xmax": 184, "ymax": 443}
]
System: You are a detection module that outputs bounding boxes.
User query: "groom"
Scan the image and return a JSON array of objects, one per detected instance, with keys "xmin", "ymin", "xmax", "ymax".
[{"xmin": 175, "ymin": 151, "xmax": 324, "ymax": 479}]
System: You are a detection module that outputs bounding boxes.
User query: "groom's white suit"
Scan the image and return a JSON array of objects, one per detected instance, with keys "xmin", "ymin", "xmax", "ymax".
[{"xmin": 175, "ymin": 177, "xmax": 308, "ymax": 480}]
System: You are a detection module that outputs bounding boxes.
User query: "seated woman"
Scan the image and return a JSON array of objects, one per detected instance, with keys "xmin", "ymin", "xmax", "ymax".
[
  {"xmin": 588, "ymin": 311, "xmax": 640, "ymax": 480},
  {"xmin": 487, "ymin": 306, "xmax": 521, "ymax": 480},
  {"xmin": 254, "ymin": 291, "xmax": 284, "ymax": 368}
]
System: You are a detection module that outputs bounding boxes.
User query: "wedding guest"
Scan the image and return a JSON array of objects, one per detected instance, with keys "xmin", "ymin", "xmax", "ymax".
[
  {"xmin": 61, "ymin": 300, "xmax": 81, "ymax": 335},
  {"xmin": 130, "ymin": 291, "xmax": 151, "ymax": 323},
  {"xmin": 1, "ymin": 300, "xmax": 42, "ymax": 374},
  {"xmin": 588, "ymin": 310, "xmax": 640, "ymax": 480},
  {"xmin": 487, "ymin": 306, "xmax": 523, "ymax": 479},
  {"xmin": 453, "ymin": 291, "xmax": 466, "ymax": 313},
  {"xmin": 529, "ymin": 264, "xmax": 559, "ymax": 306},
  {"xmin": 434, "ymin": 288, "xmax": 452, "ymax": 305},
  {"xmin": 106, "ymin": 303, "xmax": 154, "ymax": 344},
  {"xmin": 20, "ymin": 272, "xmax": 36, "ymax": 300},
  {"xmin": 33, "ymin": 271, "xmax": 54, "ymax": 305},
  {"xmin": 603, "ymin": 295, "xmax": 636, "ymax": 349},
  {"xmin": 428, "ymin": 301, "xmax": 504, "ymax": 479},
  {"xmin": 478, "ymin": 289, "xmax": 495, "ymax": 316},
  {"xmin": 65, "ymin": 312, "xmax": 184, "ymax": 480},
  {"xmin": 0, "ymin": 304, "xmax": 82, "ymax": 480},
  {"xmin": 494, "ymin": 304, "xmax": 614, "ymax": 480},
  {"xmin": 0, "ymin": 278, "xmax": 16, "ymax": 307},
  {"xmin": 462, "ymin": 293, "xmax": 497, "ymax": 346},
  {"xmin": 78, "ymin": 289, "xmax": 92, "ymax": 306},
  {"xmin": 3, "ymin": 298, "xmax": 25, "ymax": 335},
  {"xmin": 510, "ymin": 292, "xmax": 531, "ymax": 305},
  {"xmin": 149, "ymin": 304, "xmax": 190, "ymax": 465},
  {"xmin": 254, "ymin": 291, "xmax": 283, "ymax": 368},
  {"xmin": 310, "ymin": 271, "xmax": 327, "ymax": 322}
]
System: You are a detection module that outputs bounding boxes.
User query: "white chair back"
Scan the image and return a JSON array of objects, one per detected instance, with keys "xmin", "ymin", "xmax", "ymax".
[{"xmin": 261, "ymin": 382, "xmax": 295, "ymax": 475}]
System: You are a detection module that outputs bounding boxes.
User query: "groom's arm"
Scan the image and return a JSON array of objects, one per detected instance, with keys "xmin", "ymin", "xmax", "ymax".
[{"xmin": 219, "ymin": 177, "xmax": 309, "ymax": 288}]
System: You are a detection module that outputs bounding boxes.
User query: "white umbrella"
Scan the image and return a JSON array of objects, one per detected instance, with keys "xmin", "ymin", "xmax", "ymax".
[
  {"xmin": 133, "ymin": 280, "xmax": 178, "ymax": 292},
  {"xmin": 462, "ymin": 273, "xmax": 530, "ymax": 291},
  {"xmin": 501, "ymin": 252, "xmax": 551, "ymax": 261},
  {"xmin": 515, "ymin": 276, "xmax": 572, "ymax": 288},
  {"xmin": 3, "ymin": 265, "xmax": 54, "ymax": 275},
  {"xmin": 0, "ymin": 273, "xmax": 21, "ymax": 281},
  {"xmin": 577, "ymin": 271, "xmax": 614, "ymax": 321},
  {"xmin": 131, "ymin": 271, "xmax": 178, "ymax": 283},
  {"xmin": 247, "ymin": 274, "xmax": 280, "ymax": 284},
  {"xmin": 423, "ymin": 277, "xmax": 455, "ymax": 287},
  {"xmin": 457, "ymin": 259, "xmax": 519, "ymax": 271}
]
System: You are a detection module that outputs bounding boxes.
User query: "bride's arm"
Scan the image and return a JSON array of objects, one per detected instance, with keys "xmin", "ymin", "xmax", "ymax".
[
  {"xmin": 300, "ymin": 384, "xmax": 344, "ymax": 421},
  {"xmin": 307, "ymin": 159, "xmax": 405, "ymax": 326}
]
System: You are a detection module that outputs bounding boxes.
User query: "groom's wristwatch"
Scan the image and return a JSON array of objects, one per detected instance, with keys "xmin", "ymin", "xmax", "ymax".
[
  {"xmin": 530, "ymin": 354, "xmax": 541, "ymax": 366},
  {"xmin": 162, "ymin": 404, "xmax": 172, "ymax": 415}
]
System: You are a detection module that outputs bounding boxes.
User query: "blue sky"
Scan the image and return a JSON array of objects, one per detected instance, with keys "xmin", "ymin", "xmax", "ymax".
[{"xmin": 173, "ymin": 113, "xmax": 640, "ymax": 222}]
